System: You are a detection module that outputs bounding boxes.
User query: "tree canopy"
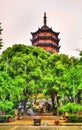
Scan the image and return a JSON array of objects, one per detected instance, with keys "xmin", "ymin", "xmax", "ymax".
[{"xmin": 0, "ymin": 44, "xmax": 82, "ymax": 114}]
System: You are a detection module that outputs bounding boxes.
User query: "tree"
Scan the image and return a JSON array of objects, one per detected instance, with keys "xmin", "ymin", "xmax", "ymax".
[
  {"xmin": 1, "ymin": 44, "xmax": 82, "ymax": 115},
  {"xmin": 42, "ymin": 54, "xmax": 68, "ymax": 111},
  {"xmin": 1, "ymin": 44, "xmax": 50, "ymax": 112},
  {"xmin": 0, "ymin": 71, "xmax": 26, "ymax": 113},
  {"xmin": 0, "ymin": 23, "xmax": 3, "ymax": 49},
  {"xmin": 79, "ymin": 50, "xmax": 82, "ymax": 62},
  {"xmin": 58, "ymin": 55, "xmax": 82, "ymax": 109}
]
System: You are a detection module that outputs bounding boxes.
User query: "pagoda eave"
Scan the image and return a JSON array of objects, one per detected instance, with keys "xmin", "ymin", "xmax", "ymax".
[
  {"xmin": 33, "ymin": 43, "xmax": 60, "ymax": 49},
  {"xmin": 31, "ymin": 28, "xmax": 60, "ymax": 36},
  {"xmin": 31, "ymin": 38, "xmax": 60, "ymax": 45}
]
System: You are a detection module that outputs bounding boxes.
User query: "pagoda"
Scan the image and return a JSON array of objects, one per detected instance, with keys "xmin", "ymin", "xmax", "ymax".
[{"xmin": 31, "ymin": 13, "xmax": 60, "ymax": 53}]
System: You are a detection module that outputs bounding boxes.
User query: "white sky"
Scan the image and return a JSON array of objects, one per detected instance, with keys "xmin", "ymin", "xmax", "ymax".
[{"xmin": 0, "ymin": 0, "xmax": 82, "ymax": 57}]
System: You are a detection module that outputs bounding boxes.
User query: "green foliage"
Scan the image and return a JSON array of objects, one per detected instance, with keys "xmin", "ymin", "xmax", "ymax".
[
  {"xmin": 79, "ymin": 51, "xmax": 82, "ymax": 62},
  {"xmin": 0, "ymin": 44, "xmax": 50, "ymax": 112},
  {"xmin": 0, "ymin": 100, "xmax": 14, "ymax": 113},
  {"xmin": 69, "ymin": 114, "xmax": 78, "ymax": 122},
  {"xmin": 78, "ymin": 116, "xmax": 82, "ymax": 122},
  {"xmin": 59, "ymin": 56, "xmax": 82, "ymax": 104},
  {"xmin": 58, "ymin": 103, "xmax": 82, "ymax": 114},
  {"xmin": 0, "ymin": 71, "xmax": 26, "ymax": 113},
  {"xmin": 0, "ymin": 115, "xmax": 7, "ymax": 122},
  {"xmin": 0, "ymin": 44, "xmax": 82, "ymax": 113},
  {"xmin": 0, "ymin": 115, "xmax": 13, "ymax": 122}
]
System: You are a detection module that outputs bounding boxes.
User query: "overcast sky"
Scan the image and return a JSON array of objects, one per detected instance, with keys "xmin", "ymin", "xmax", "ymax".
[{"xmin": 0, "ymin": 0, "xmax": 82, "ymax": 57}]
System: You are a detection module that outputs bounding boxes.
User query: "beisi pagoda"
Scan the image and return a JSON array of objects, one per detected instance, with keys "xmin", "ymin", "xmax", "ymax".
[{"xmin": 31, "ymin": 12, "xmax": 60, "ymax": 53}]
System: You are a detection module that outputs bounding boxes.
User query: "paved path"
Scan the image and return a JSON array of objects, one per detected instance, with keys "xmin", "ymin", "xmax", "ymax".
[
  {"xmin": 0, "ymin": 117, "xmax": 82, "ymax": 130},
  {"xmin": 10, "ymin": 126, "xmax": 19, "ymax": 130},
  {"xmin": 0, "ymin": 125, "xmax": 82, "ymax": 130}
]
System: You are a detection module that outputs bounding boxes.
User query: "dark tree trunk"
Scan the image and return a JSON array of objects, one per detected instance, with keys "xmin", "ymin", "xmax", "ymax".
[
  {"xmin": 76, "ymin": 91, "xmax": 82, "ymax": 104},
  {"xmin": 51, "ymin": 91, "xmax": 55, "ymax": 109},
  {"xmin": 23, "ymin": 99, "xmax": 27, "ymax": 114}
]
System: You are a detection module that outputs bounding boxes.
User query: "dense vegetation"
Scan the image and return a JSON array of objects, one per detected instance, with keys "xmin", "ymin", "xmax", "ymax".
[{"xmin": 0, "ymin": 44, "xmax": 82, "ymax": 115}]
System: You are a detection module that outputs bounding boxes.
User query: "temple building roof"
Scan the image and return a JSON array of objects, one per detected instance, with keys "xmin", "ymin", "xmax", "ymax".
[{"xmin": 31, "ymin": 12, "xmax": 59, "ymax": 36}]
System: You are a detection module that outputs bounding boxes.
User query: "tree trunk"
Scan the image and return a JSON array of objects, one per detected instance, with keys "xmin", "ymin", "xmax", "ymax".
[
  {"xmin": 76, "ymin": 91, "xmax": 81, "ymax": 104},
  {"xmin": 51, "ymin": 92, "xmax": 55, "ymax": 110}
]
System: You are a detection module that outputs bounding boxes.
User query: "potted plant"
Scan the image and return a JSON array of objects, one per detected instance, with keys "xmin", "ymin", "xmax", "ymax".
[
  {"xmin": 7, "ymin": 115, "xmax": 13, "ymax": 122},
  {"xmin": 55, "ymin": 119, "xmax": 59, "ymax": 125},
  {"xmin": 34, "ymin": 116, "xmax": 41, "ymax": 126},
  {"xmin": 65, "ymin": 116, "xmax": 69, "ymax": 122}
]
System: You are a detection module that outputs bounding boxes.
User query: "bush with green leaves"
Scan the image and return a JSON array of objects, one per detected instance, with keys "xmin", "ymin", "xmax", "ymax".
[
  {"xmin": 0, "ymin": 115, "xmax": 13, "ymax": 123},
  {"xmin": 0, "ymin": 100, "xmax": 14, "ymax": 114},
  {"xmin": 69, "ymin": 114, "xmax": 78, "ymax": 122},
  {"xmin": 0, "ymin": 115, "xmax": 7, "ymax": 122},
  {"xmin": 58, "ymin": 103, "xmax": 82, "ymax": 114},
  {"xmin": 78, "ymin": 116, "xmax": 82, "ymax": 122}
]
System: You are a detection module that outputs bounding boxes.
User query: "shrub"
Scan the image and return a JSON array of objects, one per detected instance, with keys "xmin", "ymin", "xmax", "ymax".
[
  {"xmin": 0, "ymin": 101, "xmax": 14, "ymax": 114},
  {"xmin": 0, "ymin": 115, "xmax": 7, "ymax": 122},
  {"xmin": 58, "ymin": 103, "xmax": 82, "ymax": 114},
  {"xmin": 78, "ymin": 116, "xmax": 82, "ymax": 122},
  {"xmin": 0, "ymin": 115, "xmax": 13, "ymax": 123},
  {"xmin": 8, "ymin": 109, "xmax": 15, "ymax": 115},
  {"xmin": 69, "ymin": 114, "xmax": 78, "ymax": 122}
]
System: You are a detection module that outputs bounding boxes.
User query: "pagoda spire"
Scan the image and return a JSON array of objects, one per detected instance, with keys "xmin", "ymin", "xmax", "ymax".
[{"xmin": 43, "ymin": 12, "xmax": 47, "ymax": 26}]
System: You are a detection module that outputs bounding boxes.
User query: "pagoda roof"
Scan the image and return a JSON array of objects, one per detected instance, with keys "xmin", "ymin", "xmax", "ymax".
[
  {"xmin": 31, "ymin": 27, "xmax": 59, "ymax": 36},
  {"xmin": 31, "ymin": 12, "xmax": 60, "ymax": 36},
  {"xmin": 41, "ymin": 25, "xmax": 49, "ymax": 30}
]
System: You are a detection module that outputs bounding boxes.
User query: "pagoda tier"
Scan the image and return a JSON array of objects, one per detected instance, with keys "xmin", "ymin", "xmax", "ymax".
[
  {"xmin": 31, "ymin": 36, "xmax": 60, "ymax": 44},
  {"xmin": 31, "ymin": 12, "xmax": 60, "ymax": 53}
]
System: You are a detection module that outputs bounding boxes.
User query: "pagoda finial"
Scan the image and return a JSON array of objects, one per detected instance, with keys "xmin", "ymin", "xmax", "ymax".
[{"xmin": 43, "ymin": 12, "xmax": 47, "ymax": 26}]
